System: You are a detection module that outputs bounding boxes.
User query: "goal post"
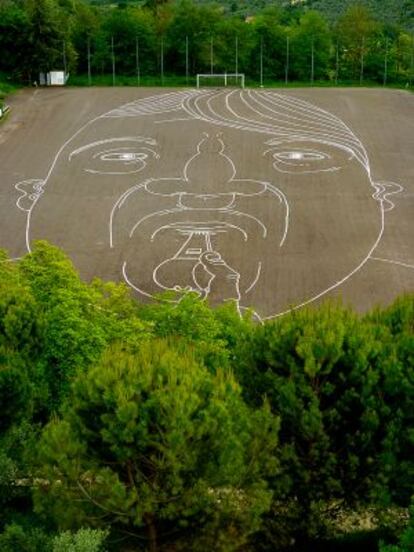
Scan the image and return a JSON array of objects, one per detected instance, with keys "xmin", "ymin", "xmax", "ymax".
[{"xmin": 196, "ymin": 73, "xmax": 245, "ymax": 88}]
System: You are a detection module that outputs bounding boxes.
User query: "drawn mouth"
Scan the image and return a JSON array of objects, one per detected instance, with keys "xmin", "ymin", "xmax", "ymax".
[
  {"xmin": 178, "ymin": 193, "xmax": 235, "ymax": 210},
  {"xmin": 128, "ymin": 209, "xmax": 268, "ymax": 243}
]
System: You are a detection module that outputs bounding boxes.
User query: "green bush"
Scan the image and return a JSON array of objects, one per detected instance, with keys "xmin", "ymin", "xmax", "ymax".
[
  {"xmin": 380, "ymin": 502, "xmax": 414, "ymax": 552},
  {"xmin": 51, "ymin": 529, "xmax": 108, "ymax": 552},
  {"xmin": 35, "ymin": 340, "xmax": 279, "ymax": 551},
  {"xmin": 233, "ymin": 298, "xmax": 414, "ymax": 546},
  {"xmin": 0, "ymin": 523, "xmax": 50, "ymax": 552}
]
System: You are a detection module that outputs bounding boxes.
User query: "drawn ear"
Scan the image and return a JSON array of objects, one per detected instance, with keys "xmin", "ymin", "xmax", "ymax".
[
  {"xmin": 372, "ymin": 181, "xmax": 404, "ymax": 212},
  {"xmin": 15, "ymin": 179, "xmax": 45, "ymax": 212}
]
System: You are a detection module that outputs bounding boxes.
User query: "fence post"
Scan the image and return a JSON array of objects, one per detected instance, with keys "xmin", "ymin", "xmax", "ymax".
[
  {"xmin": 210, "ymin": 36, "xmax": 214, "ymax": 75},
  {"xmin": 260, "ymin": 36, "xmax": 264, "ymax": 87},
  {"xmin": 383, "ymin": 37, "xmax": 388, "ymax": 86},
  {"xmin": 360, "ymin": 36, "xmax": 365, "ymax": 85},
  {"xmin": 63, "ymin": 41, "xmax": 67, "ymax": 76},
  {"xmin": 285, "ymin": 35, "xmax": 290, "ymax": 84},
  {"xmin": 186, "ymin": 35, "xmax": 189, "ymax": 85},
  {"xmin": 335, "ymin": 42, "xmax": 339, "ymax": 85},
  {"xmin": 310, "ymin": 37, "xmax": 314, "ymax": 85},
  {"xmin": 136, "ymin": 36, "xmax": 140, "ymax": 86},
  {"xmin": 87, "ymin": 37, "xmax": 92, "ymax": 85},
  {"xmin": 235, "ymin": 35, "xmax": 238, "ymax": 75},
  {"xmin": 111, "ymin": 36, "xmax": 116, "ymax": 86},
  {"xmin": 161, "ymin": 37, "xmax": 164, "ymax": 85}
]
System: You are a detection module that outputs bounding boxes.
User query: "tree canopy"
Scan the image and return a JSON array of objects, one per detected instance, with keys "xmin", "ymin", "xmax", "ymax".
[
  {"xmin": 0, "ymin": 0, "xmax": 413, "ymax": 85},
  {"xmin": 0, "ymin": 242, "xmax": 413, "ymax": 550}
]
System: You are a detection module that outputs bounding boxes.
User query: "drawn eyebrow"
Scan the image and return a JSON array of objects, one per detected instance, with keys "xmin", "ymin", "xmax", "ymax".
[{"xmin": 69, "ymin": 137, "xmax": 158, "ymax": 160}]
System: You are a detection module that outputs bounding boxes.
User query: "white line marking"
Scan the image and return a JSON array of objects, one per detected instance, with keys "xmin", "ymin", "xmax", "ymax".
[
  {"xmin": 18, "ymin": 88, "xmax": 405, "ymax": 319},
  {"xmin": 245, "ymin": 262, "xmax": 262, "ymax": 294},
  {"xmin": 370, "ymin": 256, "xmax": 414, "ymax": 270}
]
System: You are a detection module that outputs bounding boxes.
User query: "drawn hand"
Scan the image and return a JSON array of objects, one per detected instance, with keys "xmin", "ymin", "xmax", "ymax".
[{"xmin": 198, "ymin": 251, "xmax": 241, "ymax": 306}]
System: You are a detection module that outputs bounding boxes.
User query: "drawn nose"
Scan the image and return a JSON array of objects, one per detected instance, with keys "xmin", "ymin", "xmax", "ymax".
[{"xmin": 185, "ymin": 134, "xmax": 235, "ymax": 195}]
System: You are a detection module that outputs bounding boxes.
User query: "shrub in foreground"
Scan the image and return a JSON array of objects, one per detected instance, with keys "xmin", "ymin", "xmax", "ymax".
[{"xmin": 35, "ymin": 340, "xmax": 279, "ymax": 551}]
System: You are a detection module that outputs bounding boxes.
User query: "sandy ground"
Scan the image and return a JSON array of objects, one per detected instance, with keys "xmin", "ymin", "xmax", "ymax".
[{"xmin": 0, "ymin": 86, "xmax": 412, "ymax": 318}]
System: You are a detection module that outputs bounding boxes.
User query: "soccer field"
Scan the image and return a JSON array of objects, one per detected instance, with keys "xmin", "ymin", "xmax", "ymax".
[{"xmin": 0, "ymin": 87, "xmax": 413, "ymax": 318}]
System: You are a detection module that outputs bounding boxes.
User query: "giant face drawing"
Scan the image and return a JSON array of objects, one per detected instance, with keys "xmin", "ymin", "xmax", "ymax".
[{"xmin": 16, "ymin": 90, "xmax": 402, "ymax": 318}]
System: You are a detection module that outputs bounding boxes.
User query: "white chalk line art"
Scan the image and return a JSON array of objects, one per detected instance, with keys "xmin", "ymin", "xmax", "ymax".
[
  {"xmin": 155, "ymin": 117, "xmax": 194, "ymax": 124},
  {"xmin": 263, "ymin": 207, "xmax": 386, "ymax": 320},
  {"xmin": 111, "ymin": 133, "xmax": 285, "ymax": 300},
  {"xmin": 15, "ymin": 179, "xmax": 45, "ymax": 212},
  {"xmin": 68, "ymin": 136, "xmax": 158, "ymax": 159},
  {"xmin": 245, "ymin": 262, "xmax": 262, "ymax": 294},
  {"xmin": 68, "ymin": 137, "xmax": 160, "ymax": 176},
  {"xmin": 262, "ymin": 146, "xmax": 342, "ymax": 174},
  {"xmin": 122, "ymin": 261, "xmax": 154, "ymax": 300},
  {"xmin": 372, "ymin": 181, "xmax": 404, "ymax": 212},
  {"xmin": 182, "ymin": 89, "xmax": 369, "ymax": 170},
  {"xmin": 15, "ymin": 88, "xmax": 406, "ymax": 317},
  {"xmin": 178, "ymin": 89, "xmax": 404, "ymax": 316},
  {"xmin": 21, "ymin": 112, "xmax": 105, "ymax": 251},
  {"xmin": 370, "ymin": 256, "xmax": 414, "ymax": 270}
]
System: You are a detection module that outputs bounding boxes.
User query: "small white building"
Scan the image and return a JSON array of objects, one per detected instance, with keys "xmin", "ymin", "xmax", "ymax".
[{"xmin": 39, "ymin": 71, "xmax": 69, "ymax": 86}]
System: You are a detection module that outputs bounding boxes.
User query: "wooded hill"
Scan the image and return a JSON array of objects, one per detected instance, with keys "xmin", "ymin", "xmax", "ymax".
[
  {"xmin": 1, "ymin": 0, "xmax": 413, "ymax": 86},
  {"xmin": 86, "ymin": 0, "xmax": 414, "ymax": 30}
]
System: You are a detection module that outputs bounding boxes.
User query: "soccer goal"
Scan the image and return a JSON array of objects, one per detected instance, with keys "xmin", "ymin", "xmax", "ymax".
[{"xmin": 196, "ymin": 73, "xmax": 245, "ymax": 89}]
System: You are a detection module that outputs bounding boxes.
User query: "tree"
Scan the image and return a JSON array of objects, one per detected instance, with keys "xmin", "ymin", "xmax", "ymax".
[
  {"xmin": 166, "ymin": 0, "xmax": 222, "ymax": 75},
  {"xmin": 23, "ymin": 0, "xmax": 71, "ymax": 79},
  {"xmin": 249, "ymin": 8, "xmax": 287, "ymax": 82},
  {"xmin": 17, "ymin": 242, "xmax": 152, "ymax": 407},
  {"xmin": 290, "ymin": 10, "xmax": 332, "ymax": 81},
  {"xmin": 213, "ymin": 16, "xmax": 255, "ymax": 75},
  {"xmin": 233, "ymin": 301, "xmax": 408, "ymax": 546},
  {"xmin": 35, "ymin": 340, "xmax": 279, "ymax": 551},
  {"xmin": 380, "ymin": 502, "xmax": 414, "ymax": 551},
  {"xmin": 336, "ymin": 4, "xmax": 380, "ymax": 81},
  {"xmin": 0, "ymin": 2, "xmax": 31, "ymax": 78},
  {"xmin": 70, "ymin": 0, "xmax": 101, "ymax": 74},
  {"xmin": 99, "ymin": 6, "xmax": 157, "ymax": 77},
  {"xmin": 0, "ymin": 523, "xmax": 51, "ymax": 552},
  {"xmin": 51, "ymin": 529, "xmax": 108, "ymax": 552}
]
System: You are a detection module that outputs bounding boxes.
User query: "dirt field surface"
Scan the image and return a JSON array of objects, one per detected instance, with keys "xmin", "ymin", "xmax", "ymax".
[{"xmin": 0, "ymin": 86, "xmax": 413, "ymax": 318}]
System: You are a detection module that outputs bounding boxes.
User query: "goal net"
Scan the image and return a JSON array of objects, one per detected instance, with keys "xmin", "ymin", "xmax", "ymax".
[{"xmin": 196, "ymin": 73, "xmax": 245, "ymax": 88}]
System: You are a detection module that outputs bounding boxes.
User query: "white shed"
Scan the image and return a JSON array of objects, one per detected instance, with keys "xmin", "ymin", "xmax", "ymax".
[{"xmin": 39, "ymin": 71, "xmax": 68, "ymax": 86}]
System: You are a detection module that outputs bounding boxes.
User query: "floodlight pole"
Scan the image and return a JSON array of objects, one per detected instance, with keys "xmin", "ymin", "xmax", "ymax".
[
  {"xmin": 285, "ymin": 35, "xmax": 290, "ymax": 84},
  {"xmin": 235, "ymin": 36, "xmax": 238, "ymax": 75},
  {"xmin": 383, "ymin": 37, "xmax": 388, "ymax": 86},
  {"xmin": 310, "ymin": 37, "xmax": 314, "ymax": 85},
  {"xmin": 335, "ymin": 42, "xmax": 339, "ymax": 85},
  {"xmin": 136, "ymin": 36, "xmax": 140, "ymax": 86},
  {"xmin": 161, "ymin": 37, "xmax": 164, "ymax": 85},
  {"xmin": 62, "ymin": 41, "xmax": 67, "ymax": 75},
  {"xmin": 210, "ymin": 36, "xmax": 214, "ymax": 75},
  {"xmin": 111, "ymin": 36, "xmax": 116, "ymax": 86},
  {"xmin": 87, "ymin": 37, "xmax": 91, "ymax": 86},
  {"xmin": 360, "ymin": 36, "xmax": 365, "ymax": 85},
  {"xmin": 186, "ymin": 35, "xmax": 189, "ymax": 85},
  {"xmin": 260, "ymin": 36, "xmax": 264, "ymax": 87}
]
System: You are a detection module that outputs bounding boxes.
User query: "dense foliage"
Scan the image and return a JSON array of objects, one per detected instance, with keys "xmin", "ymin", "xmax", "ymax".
[
  {"xmin": 0, "ymin": 0, "xmax": 413, "ymax": 86},
  {"xmin": 0, "ymin": 241, "xmax": 413, "ymax": 550}
]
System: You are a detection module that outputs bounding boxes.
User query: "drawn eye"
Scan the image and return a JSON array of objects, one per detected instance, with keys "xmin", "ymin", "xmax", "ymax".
[
  {"xmin": 84, "ymin": 147, "xmax": 157, "ymax": 175},
  {"xmin": 264, "ymin": 144, "xmax": 342, "ymax": 174},
  {"xmin": 96, "ymin": 151, "xmax": 148, "ymax": 163},
  {"xmin": 274, "ymin": 151, "xmax": 326, "ymax": 162}
]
